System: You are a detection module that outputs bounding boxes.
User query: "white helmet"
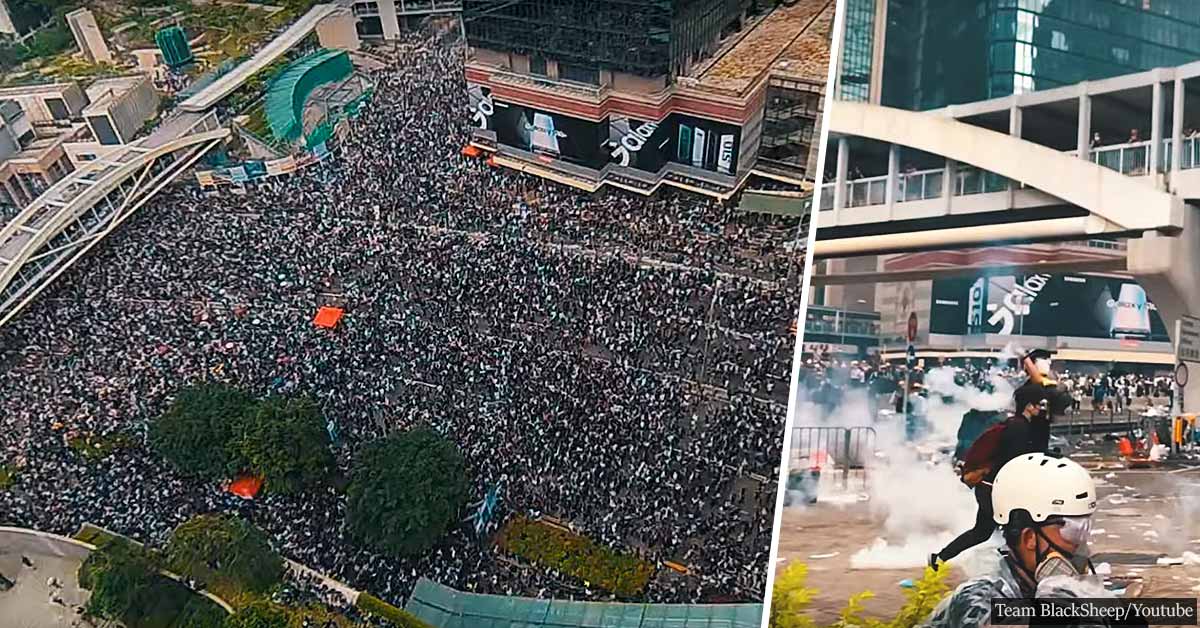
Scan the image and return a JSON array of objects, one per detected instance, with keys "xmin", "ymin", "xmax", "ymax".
[{"xmin": 992, "ymin": 453, "xmax": 1097, "ymax": 525}]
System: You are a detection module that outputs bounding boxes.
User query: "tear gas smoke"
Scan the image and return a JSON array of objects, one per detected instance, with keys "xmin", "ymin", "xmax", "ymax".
[{"xmin": 790, "ymin": 359, "xmax": 1025, "ymax": 574}]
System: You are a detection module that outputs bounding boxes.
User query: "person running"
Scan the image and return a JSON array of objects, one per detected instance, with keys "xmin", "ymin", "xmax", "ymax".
[
  {"xmin": 930, "ymin": 381, "xmax": 1051, "ymax": 568},
  {"xmin": 921, "ymin": 454, "xmax": 1145, "ymax": 628}
]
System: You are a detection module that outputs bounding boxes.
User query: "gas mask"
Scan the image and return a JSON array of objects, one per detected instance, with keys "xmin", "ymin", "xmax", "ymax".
[
  {"xmin": 1031, "ymin": 516, "xmax": 1094, "ymax": 581},
  {"xmin": 1034, "ymin": 357, "xmax": 1053, "ymax": 376}
]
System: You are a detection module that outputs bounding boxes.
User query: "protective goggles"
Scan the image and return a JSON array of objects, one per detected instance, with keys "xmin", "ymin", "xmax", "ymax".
[{"xmin": 1049, "ymin": 515, "xmax": 1093, "ymax": 547}]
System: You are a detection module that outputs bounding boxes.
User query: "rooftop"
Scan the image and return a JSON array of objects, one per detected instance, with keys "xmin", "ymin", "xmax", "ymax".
[
  {"xmin": 0, "ymin": 83, "xmax": 76, "ymax": 99},
  {"xmin": 694, "ymin": 0, "xmax": 833, "ymax": 95},
  {"xmin": 84, "ymin": 76, "xmax": 145, "ymax": 112},
  {"xmin": 773, "ymin": 0, "xmax": 836, "ymax": 83}
]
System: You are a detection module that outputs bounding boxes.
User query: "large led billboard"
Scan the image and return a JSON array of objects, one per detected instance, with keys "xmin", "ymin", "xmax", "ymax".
[
  {"xmin": 469, "ymin": 85, "xmax": 742, "ymax": 176},
  {"xmin": 929, "ymin": 274, "xmax": 1169, "ymax": 342},
  {"xmin": 607, "ymin": 113, "xmax": 741, "ymax": 176}
]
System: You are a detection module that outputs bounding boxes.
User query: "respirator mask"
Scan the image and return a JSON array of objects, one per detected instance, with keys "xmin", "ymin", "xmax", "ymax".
[
  {"xmin": 1032, "ymin": 516, "xmax": 1094, "ymax": 581},
  {"xmin": 1034, "ymin": 357, "xmax": 1053, "ymax": 376}
]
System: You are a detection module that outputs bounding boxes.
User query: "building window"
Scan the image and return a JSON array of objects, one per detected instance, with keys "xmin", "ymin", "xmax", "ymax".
[
  {"xmin": 559, "ymin": 63, "xmax": 599, "ymax": 85},
  {"xmin": 839, "ymin": 0, "xmax": 876, "ymax": 102},
  {"xmin": 1112, "ymin": 46, "xmax": 1131, "ymax": 63},
  {"xmin": 530, "ymin": 55, "xmax": 547, "ymax": 76},
  {"xmin": 1051, "ymin": 30, "xmax": 1068, "ymax": 51}
]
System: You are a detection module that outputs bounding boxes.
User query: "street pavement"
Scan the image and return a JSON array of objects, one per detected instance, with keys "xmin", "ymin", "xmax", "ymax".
[{"xmin": 776, "ymin": 439, "xmax": 1200, "ymax": 625}]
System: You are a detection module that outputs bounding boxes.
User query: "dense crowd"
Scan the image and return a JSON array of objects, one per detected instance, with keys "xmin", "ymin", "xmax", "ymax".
[
  {"xmin": 795, "ymin": 351, "xmax": 1173, "ymax": 420},
  {"xmin": 0, "ymin": 28, "xmax": 802, "ymax": 608}
]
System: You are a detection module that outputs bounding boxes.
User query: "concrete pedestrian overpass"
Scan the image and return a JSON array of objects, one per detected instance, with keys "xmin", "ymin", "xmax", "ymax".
[
  {"xmin": 0, "ymin": 4, "xmax": 351, "ymax": 326},
  {"xmin": 0, "ymin": 114, "xmax": 229, "ymax": 325},
  {"xmin": 815, "ymin": 63, "xmax": 1200, "ymax": 357}
]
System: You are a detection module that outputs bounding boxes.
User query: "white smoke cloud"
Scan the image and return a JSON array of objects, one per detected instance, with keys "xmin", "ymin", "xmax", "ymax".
[{"xmin": 791, "ymin": 362, "xmax": 1025, "ymax": 574}]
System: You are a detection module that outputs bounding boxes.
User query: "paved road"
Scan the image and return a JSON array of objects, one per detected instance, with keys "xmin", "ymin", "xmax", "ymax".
[
  {"xmin": 776, "ymin": 445, "xmax": 1200, "ymax": 624},
  {"xmin": 0, "ymin": 529, "xmax": 91, "ymax": 628}
]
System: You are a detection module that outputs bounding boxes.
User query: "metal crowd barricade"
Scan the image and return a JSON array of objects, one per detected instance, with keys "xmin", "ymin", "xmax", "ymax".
[{"xmin": 789, "ymin": 426, "xmax": 876, "ymax": 491}]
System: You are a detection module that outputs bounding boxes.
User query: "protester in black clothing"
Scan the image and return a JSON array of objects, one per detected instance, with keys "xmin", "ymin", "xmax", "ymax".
[
  {"xmin": 0, "ymin": 29, "xmax": 800, "ymax": 608},
  {"xmin": 931, "ymin": 382, "xmax": 1052, "ymax": 567}
]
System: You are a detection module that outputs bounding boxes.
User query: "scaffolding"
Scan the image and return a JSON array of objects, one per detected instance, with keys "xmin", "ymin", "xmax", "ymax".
[{"xmin": 759, "ymin": 76, "xmax": 823, "ymax": 174}]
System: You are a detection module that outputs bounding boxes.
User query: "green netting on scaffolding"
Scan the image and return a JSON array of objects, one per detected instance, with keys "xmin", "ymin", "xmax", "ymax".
[
  {"xmin": 264, "ymin": 48, "xmax": 353, "ymax": 144},
  {"xmin": 404, "ymin": 578, "xmax": 764, "ymax": 627}
]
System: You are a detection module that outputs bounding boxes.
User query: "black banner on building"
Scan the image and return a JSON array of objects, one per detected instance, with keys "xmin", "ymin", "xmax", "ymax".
[
  {"xmin": 930, "ymin": 274, "xmax": 1169, "ymax": 341},
  {"xmin": 608, "ymin": 113, "xmax": 741, "ymax": 176},
  {"xmin": 490, "ymin": 99, "xmax": 608, "ymax": 169},
  {"xmin": 468, "ymin": 85, "xmax": 494, "ymax": 130},
  {"xmin": 468, "ymin": 83, "xmax": 743, "ymax": 176}
]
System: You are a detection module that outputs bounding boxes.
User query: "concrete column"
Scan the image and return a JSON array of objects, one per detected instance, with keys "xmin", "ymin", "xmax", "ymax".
[
  {"xmin": 1151, "ymin": 81, "xmax": 1164, "ymax": 176},
  {"xmin": 943, "ymin": 158, "xmax": 956, "ymax": 213},
  {"xmin": 869, "ymin": 0, "xmax": 888, "ymax": 105},
  {"xmin": 1077, "ymin": 93, "xmax": 1091, "ymax": 159},
  {"xmin": 1009, "ymin": 104, "xmax": 1022, "ymax": 139},
  {"xmin": 1173, "ymin": 77, "xmax": 1185, "ymax": 182},
  {"xmin": 1128, "ymin": 206, "xmax": 1200, "ymax": 411},
  {"xmin": 13, "ymin": 175, "xmax": 31, "ymax": 204},
  {"xmin": 886, "ymin": 143, "xmax": 899, "ymax": 217},
  {"xmin": 6, "ymin": 179, "xmax": 21, "ymax": 207},
  {"xmin": 833, "ymin": 137, "xmax": 849, "ymax": 216},
  {"xmin": 378, "ymin": 0, "xmax": 401, "ymax": 40},
  {"xmin": 1008, "ymin": 105, "xmax": 1022, "ymax": 206}
]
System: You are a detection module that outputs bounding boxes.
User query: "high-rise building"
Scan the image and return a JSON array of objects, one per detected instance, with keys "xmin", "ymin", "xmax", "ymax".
[
  {"xmin": 0, "ymin": 0, "xmax": 16, "ymax": 36},
  {"xmin": 66, "ymin": 8, "xmax": 114, "ymax": 65},
  {"xmin": 464, "ymin": 0, "xmax": 835, "ymax": 197},
  {"xmin": 818, "ymin": 0, "xmax": 1200, "ymax": 363},
  {"xmin": 838, "ymin": 0, "xmax": 1200, "ymax": 111},
  {"xmin": 351, "ymin": 0, "xmax": 462, "ymax": 40}
]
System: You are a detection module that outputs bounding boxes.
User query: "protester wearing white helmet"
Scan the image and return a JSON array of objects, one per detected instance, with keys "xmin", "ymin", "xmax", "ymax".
[
  {"xmin": 992, "ymin": 453, "xmax": 1098, "ymax": 584},
  {"xmin": 919, "ymin": 454, "xmax": 1144, "ymax": 628}
]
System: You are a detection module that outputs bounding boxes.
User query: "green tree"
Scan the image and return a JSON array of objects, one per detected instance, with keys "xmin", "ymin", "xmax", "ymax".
[
  {"xmin": 223, "ymin": 599, "xmax": 290, "ymax": 628},
  {"xmin": 347, "ymin": 429, "xmax": 469, "ymax": 555},
  {"xmin": 78, "ymin": 539, "xmax": 159, "ymax": 622},
  {"xmin": 234, "ymin": 396, "xmax": 333, "ymax": 494},
  {"xmin": 165, "ymin": 514, "xmax": 284, "ymax": 596},
  {"xmin": 150, "ymin": 384, "xmax": 255, "ymax": 479}
]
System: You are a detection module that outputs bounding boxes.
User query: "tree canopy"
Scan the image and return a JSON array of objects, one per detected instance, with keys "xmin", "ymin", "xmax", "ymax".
[
  {"xmin": 150, "ymin": 384, "xmax": 255, "ymax": 479},
  {"xmin": 347, "ymin": 429, "xmax": 469, "ymax": 555},
  {"xmin": 165, "ymin": 514, "xmax": 284, "ymax": 596},
  {"xmin": 233, "ymin": 396, "xmax": 333, "ymax": 494},
  {"xmin": 78, "ymin": 539, "xmax": 159, "ymax": 622},
  {"xmin": 150, "ymin": 386, "xmax": 333, "ymax": 494},
  {"xmin": 223, "ymin": 599, "xmax": 290, "ymax": 628}
]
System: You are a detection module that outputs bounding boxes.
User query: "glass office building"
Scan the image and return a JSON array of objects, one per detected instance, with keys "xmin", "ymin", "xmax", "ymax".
[
  {"xmin": 839, "ymin": 0, "xmax": 878, "ymax": 101},
  {"xmin": 873, "ymin": 0, "xmax": 1200, "ymax": 110},
  {"xmin": 463, "ymin": 0, "xmax": 750, "ymax": 80}
]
